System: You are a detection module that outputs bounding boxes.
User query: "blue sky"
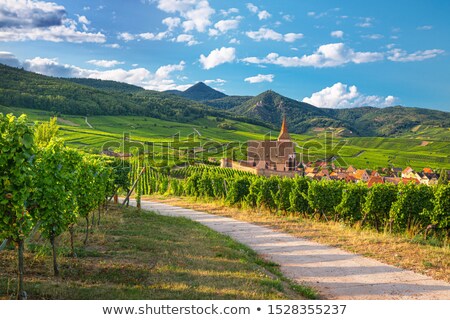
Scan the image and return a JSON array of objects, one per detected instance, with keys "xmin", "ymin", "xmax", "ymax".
[{"xmin": 0, "ymin": 0, "xmax": 449, "ymax": 111}]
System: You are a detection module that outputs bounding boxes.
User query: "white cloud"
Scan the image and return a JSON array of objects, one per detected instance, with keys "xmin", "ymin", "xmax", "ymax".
[
  {"xmin": 174, "ymin": 34, "xmax": 199, "ymax": 46},
  {"xmin": 229, "ymin": 38, "xmax": 240, "ymax": 44},
  {"xmin": 356, "ymin": 17, "xmax": 373, "ymax": 28},
  {"xmin": 155, "ymin": 0, "xmax": 215, "ymax": 33},
  {"xmin": 212, "ymin": 19, "xmax": 240, "ymax": 34},
  {"xmin": 331, "ymin": 30, "xmax": 344, "ymax": 39},
  {"xmin": 118, "ymin": 32, "xmax": 135, "ymax": 41},
  {"xmin": 77, "ymin": 15, "xmax": 90, "ymax": 25},
  {"xmin": 242, "ymin": 43, "xmax": 384, "ymax": 68},
  {"xmin": 162, "ymin": 17, "xmax": 181, "ymax": 31},
  {"xmin": 220, "ymin": 8, "xmax": 239, "ymax": 16},
  {"xmin": 302, "ymin": 82, "xmax": 397, "ymax": 108},
  {"xmin": 0, "ymin": 51, "xmax": 22, "ymax": 67},
  {"xmin": 204, "ymin": 78, "xmax": 226, "ymax": 85},
  {"xmin": 282, "ymin": 15, "xmax": 294, "ymax": 22},
  {"xmin": 417, "ymin": 25, "xmax": 433, "ymax": 31},
  {"xmin": 118, "ymin": 31, "xmax": 168, "ymax": 42},
  {"xmin": 17, "ymin": 53, "xmax": 188, "ymax": 91},
  {"xmin": 283, "ymin": 33, "xmax": 304, "ymax": 43},
  {"xmin": 0, "ymin": 0, "xmax": 105, "ymax": 43},
  {"xmin": 244, "ymin": 74, "xmax": 274, "ymax": 84},
  {"xmin": 387, "ymin": 49, "xmax": 445, "ymax": 62},
  {"xmin": 199, "ymin": 47, "xmax": 236, "ymax": 70},
  {"xmin": 246, "ymin": 28, "xmax": 303, "ymax": 42},
  {"xmin": 258, "ymin": 10, "xmax": 271, "ymax": 20},
  {"xmin": 362, "ymin": 34, "xmax": 384, "ymax": 40},
  {"xmin": 246, "ymin": 3, "xmax": 271, "ymax": 20},
  {"xmin": 246, "ymin": 3, "xmax": 258, "ymax": 14},
  {"xmin": 104, "ymin": 43, "xmax": 121, "ymax": 49},
  {"xmin": 87, "ymin": 60, "xmax": 124, "ymax": 68}
]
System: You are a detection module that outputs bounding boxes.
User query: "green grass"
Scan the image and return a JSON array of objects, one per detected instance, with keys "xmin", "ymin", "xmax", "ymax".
[{"xmin": 0, "ymin": 205, "xmax": 315, "ymax": 300}]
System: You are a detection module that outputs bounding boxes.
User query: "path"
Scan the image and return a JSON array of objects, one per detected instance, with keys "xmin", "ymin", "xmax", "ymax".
[
  {"xmin": 85, "ymin": 117, "xmax": 93, "ymax": 129},
  {"xmin": 129, "ymin": 200, "xmax": 450, "ymax": 300}
]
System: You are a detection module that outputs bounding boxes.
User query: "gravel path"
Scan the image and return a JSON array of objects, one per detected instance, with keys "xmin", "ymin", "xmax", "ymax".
[{"xmin": 129, "ymin": 199, "xmax": 450, "ymax": 300}]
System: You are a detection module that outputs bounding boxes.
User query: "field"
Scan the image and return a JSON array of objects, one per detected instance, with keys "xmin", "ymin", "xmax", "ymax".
[
  {"xmin": 0, "ymin": 205, "xmax": 312, "ymax": 300},
  {"xmin": 1, "ymin": 105, "xmax": 449, "ymax": 170}
]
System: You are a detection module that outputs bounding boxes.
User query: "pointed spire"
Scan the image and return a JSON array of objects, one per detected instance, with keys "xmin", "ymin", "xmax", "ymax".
[{"xmin": 277, "ymin": 114, "xmax": 291, "ymax": 141}]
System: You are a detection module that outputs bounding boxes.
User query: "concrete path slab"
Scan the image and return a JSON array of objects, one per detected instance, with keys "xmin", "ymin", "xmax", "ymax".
[{"xmin": 129, "ymin": 200, "xmax": 450, "ymax": 300}]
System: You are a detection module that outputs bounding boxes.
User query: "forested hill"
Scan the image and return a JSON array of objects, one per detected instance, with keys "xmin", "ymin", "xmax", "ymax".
[{"xmin": 0, "ymin": 64, "xmax": 266, "ymax": 126}]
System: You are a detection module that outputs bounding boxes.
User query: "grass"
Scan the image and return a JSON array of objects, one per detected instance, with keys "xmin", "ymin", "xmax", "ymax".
[
  {"xmin": 0, "ymin": 205, "xmax": 315, "ymax": 300},
  {"xmin": 146, "ymin": 195, "xmax": 450, "ymax": 283}
]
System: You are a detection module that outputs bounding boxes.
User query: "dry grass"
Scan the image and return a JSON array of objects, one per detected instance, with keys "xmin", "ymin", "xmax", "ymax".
[
  {"xmin": 145, "ymin": 195, "xmax": 450, "ymax": 283},
  {"xmin": 0, "ymin": 205, "xmax": 315, "ymax": 300}
]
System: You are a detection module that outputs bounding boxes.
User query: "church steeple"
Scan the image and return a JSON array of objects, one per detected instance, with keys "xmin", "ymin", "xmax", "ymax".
[{"xmin": 277, "ymin": 114, "xmax": 291, "ymax": 141}]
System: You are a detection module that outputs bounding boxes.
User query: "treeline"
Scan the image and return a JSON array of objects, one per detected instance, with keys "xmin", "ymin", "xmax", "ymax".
[
  {"xmin": 133, "ymin": 165, "xmax": 449, "ymax": 239},
  {"xmin": 0, "ymin": 115, "xmax": 130, "ymax": 299}
]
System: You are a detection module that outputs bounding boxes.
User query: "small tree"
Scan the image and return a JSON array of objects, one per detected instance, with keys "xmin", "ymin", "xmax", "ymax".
[
  {"xmin": 0, "ymin": 113, "xmax": 36, "ymax": 299},
  {"xmin": 438, "ymin": 169, "xmax": 448, "ymax": 185}
]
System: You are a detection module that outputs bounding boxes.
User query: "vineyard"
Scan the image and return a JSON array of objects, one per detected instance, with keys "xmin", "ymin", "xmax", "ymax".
[
  {"xmin": 130, "ymin": 162, "xmax": 450, "ymax": 241},
  {"xmin": 0, "ymin": 115, "xmax": 129, "ymax": 299}
]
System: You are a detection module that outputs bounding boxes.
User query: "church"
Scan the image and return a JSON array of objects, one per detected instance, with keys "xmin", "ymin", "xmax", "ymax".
[{"xmin": 246, "ymin": 115, "xmax": 297, "ymax": 172}]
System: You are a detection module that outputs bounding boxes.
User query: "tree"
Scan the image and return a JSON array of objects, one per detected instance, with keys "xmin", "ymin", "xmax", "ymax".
[
  {"xmin": 0, "ymin": 113, "xmax": 36, "ymax": 299},
  {"xmin": 438, "ymin": 169, "xmax": 448, "ymax": 185}
]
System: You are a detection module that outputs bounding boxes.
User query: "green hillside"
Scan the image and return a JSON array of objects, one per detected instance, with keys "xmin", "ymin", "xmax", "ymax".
[{"xmin": 165, "ymin": 82, "xmax": 227, "ymax": 101}]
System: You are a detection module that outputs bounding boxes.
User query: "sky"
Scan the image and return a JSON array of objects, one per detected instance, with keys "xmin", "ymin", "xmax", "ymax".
[{"xmin": 0, "ymin": 0, "xmax": 449, "ymax": 111}]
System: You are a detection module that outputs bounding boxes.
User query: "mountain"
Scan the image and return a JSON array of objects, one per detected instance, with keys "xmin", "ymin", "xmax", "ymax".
[
  {"xmin": 325, "ymin": 106, "xmax": 450, "ymax": 136},
  {"xmin": 231, "ymin": 90, "xmax": 348, "ymax": 134},
  {"xmin": 166, "ymin": 82, "xmax": 227, "ymax": 101}
]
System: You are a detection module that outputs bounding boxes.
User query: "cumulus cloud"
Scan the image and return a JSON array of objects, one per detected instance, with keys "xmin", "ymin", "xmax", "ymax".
[
  {"xmin": 87, "ymin": 60, "xmax": 124, "ymax": 68},
  {"xmin": 331, "ymin": 30, "xmax": 344, "ymax": 39},
  {"xmin": 209, "ymin": 19, "xmax": 240, "ymax": 35},
  {"xmin": 246, "ymin": 3, "xmax": 258, "ymax": 14},
  {"xmin": 220, "ymin": 8, "xmax": 239, "ymax": 16},
  {"xmin": 204, "ymin": 78, "xmax": 226, "ymax": 85},
  {"xmin": 244, "ymin": 74, "xmax": 274, "ymax": 84},
  {"xmin": 199, "ymin": 47, "xmax": 236, "ymax": 70},
  {"xmin": 0, "ymin": 51, "xmax": 22, "ymax": 67},
  {"xmin": 155, "ymin": 0, "xmax": 215, "ymax": 33},
  {"xmin": 258, "ymin": 10, "xmax": 271, "ymax": 20},
  {"xmin": 387, "ymin": 49, "xmax": 444, "ymax": 62},
  {"xmin": 246, "ymin": 28, "xmax": 303, "ymax": 42},
  {"xmin": 174, "ymin": 34, "xmax": 199, "ymax": 46},
  {"xmin": 118, "ymin": 31, "xmax": 168, "ymax": 42},
  {"xmin": 242, "ymin": 43, "xmax": 384, "ymax": 68},
  {"xmin": 246, "ymin": 3, "xmax": 271, "ymax": 20},
  {"xmin": 4, "ymin": 52, "xmax": 189, "ymax": 91},
  {"xmin": 162, "ymin": 17, "xmax": 181, "ymax": 31},
  {"xmin": 0, "ymin": 0, "xmax": 105, "ymax": 43},
  {"xmin": 302, "ymin": 82, "xmax": 397, "ymax": 108}
]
